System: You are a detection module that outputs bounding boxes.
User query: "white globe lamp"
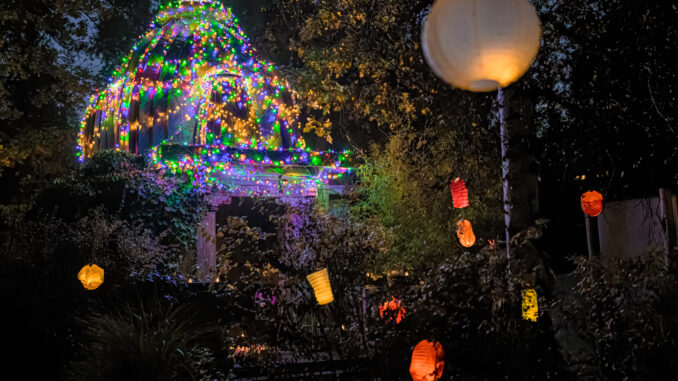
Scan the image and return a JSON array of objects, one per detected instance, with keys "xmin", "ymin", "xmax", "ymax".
[{"xmin": 422, "ymin": 0, "xmax": 541, "ymax": 92}]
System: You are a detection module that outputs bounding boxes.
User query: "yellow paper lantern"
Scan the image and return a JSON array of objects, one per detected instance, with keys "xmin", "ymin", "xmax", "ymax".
[
  {"xmin": 78, "ymin": 264, "xmax": 104, "ymax": 290},
  {"xmin": 422, "ymin": 0, "xmax": 542, "ymax": 92},
  {"xmin": 521, "ymin": 288, "xmax": 538, "ymax": 322},
  {"xmin": 306, "ymin": 268, "xmax": 334, "ymax": 305},
  {"xmin": 410, "ymin": 340, "xmax": 445, "ymax": 381}
]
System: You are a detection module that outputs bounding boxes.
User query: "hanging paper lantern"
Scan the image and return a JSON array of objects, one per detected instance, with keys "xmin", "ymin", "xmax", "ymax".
[
  {"xmin": 306, "ymin": 268, "xmax": 334, "ymax": 305},
  {"xmin": 422, "ymin": 0, "xmax": 542, "ymax": 92},
  {"xmin": 456, "ymin": 219, "xmax": 476, "ymax": 247},
  {"xmin": 379, "ymin": 297, "xmax": 406, "ymax": 324},
  {"xmin": 410, "ymin": 340, "xmax": 445, "ymax": 381},
  {"xmin": 77, "ymin": 264, "xmax": 104, "ymax": 290},
  {"xmin": 449, "ymin": 178, "xmax": 469, "ymax": 208},
  {"xmin": 521, "ymin": 288, "xmax": 538, "ymax": 322},
  {"xmin": 580, "ymin": 190, "xmax": 603, "ymax": 217}
]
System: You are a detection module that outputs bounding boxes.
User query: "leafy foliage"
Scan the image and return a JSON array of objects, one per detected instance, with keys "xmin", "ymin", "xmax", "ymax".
[
  {"xmin": 212, "ymin": 204, "xmax": 567, "ymax": 379},
  {"xmin": 32, "ymin": 150, "xmax": 206, "ymax": 260},
  {"xmin": 531, "ymin": 0, "xmax": 678, "ymax": 193},
  {"xmin": 554, "ymin": 248, "xmax": 678, "ymax": 380},
  {"xmin": 354, "ymin": 131, "xmax": 503, "ymax": 270},
  {"xmin": 68, "ymin": 294, "xmax": 222, "ymax": 381},
  {"xmin": 0, "ymin": 0, "xmax": 159, "ymax": 223},
  {"xmin": 0, "ymin": 0, "xmax": 108, "ymax": 212}
]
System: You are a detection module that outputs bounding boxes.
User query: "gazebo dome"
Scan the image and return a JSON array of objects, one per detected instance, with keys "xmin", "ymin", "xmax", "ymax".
[
  {"xmin": 79, "ymin": 0, "xmax": 303, "ymax": 157},
  {"xmin": 78, "ymin": 0, "xmax": 352, "ymax": 197}
]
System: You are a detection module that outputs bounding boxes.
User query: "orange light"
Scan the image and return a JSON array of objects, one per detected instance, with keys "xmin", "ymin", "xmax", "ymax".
[
  {"xmin": 410, "ymin": 340, "xmax": 445, "ymax": 381},
  {"xmin": 379, "ymin": 297, "xmax": 406, "ymax": 324},
  {"xmin": 78, "ymin": 264, "xmax": 104, "ymax": 290},
  {"xmin": 581, "ymin": 190, "xmax": 603, "ymax": 217},
  {"xmin": 456, "ymin": 219, "xmax": 476, "ymax": 247}
]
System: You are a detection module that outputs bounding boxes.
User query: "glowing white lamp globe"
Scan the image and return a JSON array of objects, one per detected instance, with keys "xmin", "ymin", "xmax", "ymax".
[{"xmin": 422, "ymin": 0, "xmax": 541, "ymax": 92}]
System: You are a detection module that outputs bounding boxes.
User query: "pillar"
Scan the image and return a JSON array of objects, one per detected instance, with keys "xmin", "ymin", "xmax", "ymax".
[{"xmin": 197, "ymin": 202, "xmax": 217, "ymax": 282}]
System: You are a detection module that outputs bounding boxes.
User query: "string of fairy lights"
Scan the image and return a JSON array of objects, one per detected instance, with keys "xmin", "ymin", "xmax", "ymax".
[{"xmin": 77, "ymin": 0, "xmax": 353, "ymax": 195}]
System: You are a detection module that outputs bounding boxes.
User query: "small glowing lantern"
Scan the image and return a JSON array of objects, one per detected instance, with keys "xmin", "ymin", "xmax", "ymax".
[
  {"xmin": 410, "ymin": 340, "xmax": 445, "ymax": 381},
  {"xmin": 456, "ymin": 219, "xmax": 476, "ymax": 247},
  {"xmin": 78, "ymin": 264, "xmax": 104, "ymax": 290},
  {"xmin": 422, "ymin": 0, "xmax": 542, "ymax": 92},
  {"xmin": 521, "ymin": 288, "xmax": 538, "ymax": 322},
  {"xmin": 379, "ymin": 297, "xmax": 406, "ymax": 324},
  {"xmin": 449, "ymin": 178, "xmax": 469, "ymax": 208},
  {"xmin": 306, "ymin": 268, "xmax": 334, "ymax": 305},
  {"xmin": 581, "ymin": 190, "xmax": 603, "ymax": 217}
]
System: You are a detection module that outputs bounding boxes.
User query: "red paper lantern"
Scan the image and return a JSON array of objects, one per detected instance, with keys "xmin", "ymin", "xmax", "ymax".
[
  {"xmin": 379, "ymin": 297, "xmax": 406, "ymax": 324},
  {"xmin": 581, "ymin": 190, "xmax": 603, "ymax": 217},
  {"xmin": 450, "ymin": 178, "xmax": 469, "ymax": 208},
  {"xmin": 410, "ymin": 340, "xmax": 445, "ymax": 381}
]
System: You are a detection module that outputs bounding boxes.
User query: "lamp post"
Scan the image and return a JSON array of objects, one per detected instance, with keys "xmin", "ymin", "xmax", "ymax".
[{"xmin": 421, "ymin": 0, "xmax": 542, "ymax": 265}]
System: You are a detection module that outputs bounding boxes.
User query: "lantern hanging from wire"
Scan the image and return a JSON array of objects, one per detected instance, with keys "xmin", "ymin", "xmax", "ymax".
[
  {"xmin": 422, "ymin": 0, "xmax": 542, "ymax": 92},
  {"xmin": 306, "ymin": 268, "xmax": 334, "ymax": 305},
  {"xmin": 456, "ymin": 219, "xmax": 476, "ymax": 247},
  {"xmin": 450, "ymin": 178, "xmax": 469, "ymax": 208},
  {"xmin": 410, "ymin": 340, "xmax": 445, "ymax": 381},
  {"xmin": 78, "ymin": 264, "xmax": 104, "ymax": 290},
  {"xmin": 379, "ymin": 297, "xmax": 406, "ymax": 324},
  {"xmin": 580, "ymin": 190, "xmax": 603, "ymax": 217},
  {"xmin": 521, "ymin": 288, "xmax": 538, "ymax": 322}
]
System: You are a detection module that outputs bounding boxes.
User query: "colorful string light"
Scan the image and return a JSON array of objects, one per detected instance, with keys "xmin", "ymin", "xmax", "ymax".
[{"xmin": 77, "ymin": 0, "xmax": 352, "ymax": 194}]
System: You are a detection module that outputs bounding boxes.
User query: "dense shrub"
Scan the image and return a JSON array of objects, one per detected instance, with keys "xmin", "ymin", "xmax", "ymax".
[
  {"xmin": 68, "ymin": 292, "xmax": 223, "ymax": 381},
  {"xmin": 554, "ymin": 248, "xmax": 678, "ymax": 380},
  {"xmin": 212, "ymin": 203, "xmax": 569, "ymax": 380}
]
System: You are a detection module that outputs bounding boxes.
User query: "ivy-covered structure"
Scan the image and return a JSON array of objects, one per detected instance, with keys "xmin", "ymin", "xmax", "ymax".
[{"xmin": 78, "ymin": 0, "xmax": 354, "ymax": 278}]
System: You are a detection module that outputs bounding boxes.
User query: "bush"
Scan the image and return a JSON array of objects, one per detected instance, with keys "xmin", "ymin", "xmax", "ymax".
[
  {"xmin": 211, "ymin": 203, "xmax": 568, "ymax": 379},
  {"xmin": 554, "ymin": 248, "xmax": 678, "ymax": 380},
  {"xmin": 68, "ymin": 292, "xmax": 223, "ymax": 381}
]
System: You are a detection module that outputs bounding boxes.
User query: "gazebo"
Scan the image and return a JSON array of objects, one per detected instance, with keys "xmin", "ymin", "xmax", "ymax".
[{"xmin": 77, "ymin": 0, "xmax": 354, "ymax": 279}]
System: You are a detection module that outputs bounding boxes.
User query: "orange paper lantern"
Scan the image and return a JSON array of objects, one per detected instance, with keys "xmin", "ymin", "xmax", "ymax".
[
  {"xmin": 581, "ymin": 190, "xmax": 603, "ymax": 217},
  {"xmin": 78, "ymin": 264, "xmax": 104, "ymax": 290},
  {"xmin": 456, "ymin": 219, "xmax": 476, "ymax": 247},
  {"xmin": 450, "ymin": 178, "xmax": 469, "ymax": 208},
  {"xmin": 306, "ymin": 268, "xmax": 334, "ymax": 305},
  {"xmin": 410, "ymin": 340, "xmax": 445, "ymax": 381},
  {"xmin": 379, "ymin": 297, "xmax": 406, "ymax": 324}
]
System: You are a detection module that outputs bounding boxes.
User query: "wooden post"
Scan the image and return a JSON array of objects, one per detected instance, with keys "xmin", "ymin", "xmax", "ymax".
[
  {"xmin": 659, "ymin": 188, "xmax": 677, "ymax": 255},
  {"xmin": 197, "ymin": 202, "xmax": 217, "ymax": 282},
  {"xmin": 585, "ymin": 215, "xmax": 600, "ymax": 259}
]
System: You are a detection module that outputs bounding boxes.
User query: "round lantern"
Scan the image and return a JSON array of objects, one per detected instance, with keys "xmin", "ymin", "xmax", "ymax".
[
  {"xmin": 410, "ymin": 340, "xmax": 445, "ymax": 381},
  {"xmin": 521, "ymin": 288, "xmax": 538, "ymax": 322},
  {"xmin": 422, "ymin": 0, "xmax": 542, "ymax": 92},
  {"xmin": 306, "ymin": 268, "xmax": 334, "ymax": 305},
  {"xmin": 450, "ymin": 178, "xmax": 469, "ymax": 208},
  {"xmin": 456, "ymin": 219, "xmax": 476, "ymax": 247},
  {"xmin": 78, "ymin": 264, "xmax": 104, "ymax": 290},
  {"xmin": 581, "ymin": 190, "xmax": 603, "ymax": 217}
]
